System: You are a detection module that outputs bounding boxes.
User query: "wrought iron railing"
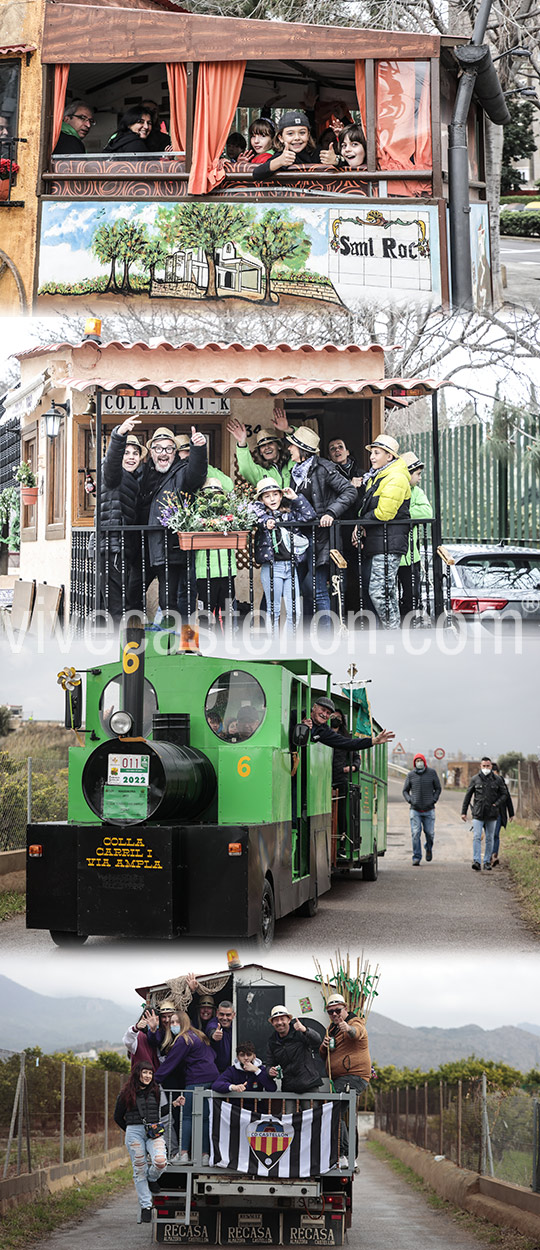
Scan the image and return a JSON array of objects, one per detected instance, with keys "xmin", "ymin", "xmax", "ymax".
[{"xmin": 70, "ymin": 518, "xmax": 441, "ymax": 632}]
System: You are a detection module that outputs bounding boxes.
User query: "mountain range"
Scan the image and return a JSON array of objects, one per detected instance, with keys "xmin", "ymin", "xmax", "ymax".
[{"xmin": 2, "ymin": 977, "xmax": 540, "ymax": 1071}]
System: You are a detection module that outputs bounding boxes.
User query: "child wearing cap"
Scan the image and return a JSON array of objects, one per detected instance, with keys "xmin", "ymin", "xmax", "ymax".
[
  {"xmin": 195, "ymin": 476, "xmax": 238, "ymax": 623},
  {"xmin": 255, "ymin": 110, "xmax": 321, "ymax": 177},
  {"xmin": 356, "ymin": 436, "xmax": 411, "ymax": 630},
  {"xmin": 252, "ymin": 478, "xmax": 316, "ymax": 629}
]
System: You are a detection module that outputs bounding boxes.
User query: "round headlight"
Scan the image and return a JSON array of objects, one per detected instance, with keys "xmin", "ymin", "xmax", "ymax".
[{"xmin": 109, "ymin": 710, "xmax": 134, "ymax": 737}]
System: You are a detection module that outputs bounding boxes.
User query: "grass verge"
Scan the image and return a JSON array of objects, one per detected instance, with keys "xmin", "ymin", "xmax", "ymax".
[
  {"xmin": 0, "ymin": 890, "xmax": 25, "ymax": 921},
  {"xmin": 0, "ymin": 1163, "xmax": 132, "ymax": 1249},
  {"xmin": 365, "ymin": 1140, "xmax": 538, "ymax": 1250},
  {"xmin": 501, "ymin": 823, "xmax": 540, "ymax": 933}
]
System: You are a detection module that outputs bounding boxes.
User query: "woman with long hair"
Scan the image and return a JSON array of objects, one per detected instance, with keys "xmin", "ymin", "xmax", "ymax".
[
  {"xmin": 114, "ymin": 1061, "xmax": 167, "ymax": 1223},
  {"xmin": 104, "ymin": 106, "xmax": 153, "ymax": 154},
  {"xmin": 155, "ymin": 1012, "xmax": 218, "ymax": 1164}
]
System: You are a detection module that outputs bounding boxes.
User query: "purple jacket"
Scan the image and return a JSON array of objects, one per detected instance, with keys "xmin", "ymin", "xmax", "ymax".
[
  {"xmin": 206, "ymin": 1019, "xmax": 233, "ymax": 1072},
  {"xmin": 154, "ymin": 1031, "xmax": 219, "ymax": 1090},
  {"xmin": 212, "ymin": 1060, "xmax": 276, "ymax": 1095}
]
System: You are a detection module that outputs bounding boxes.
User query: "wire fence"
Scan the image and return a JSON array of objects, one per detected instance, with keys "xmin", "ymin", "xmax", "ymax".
[
  {"xmin": 0, "ymin": 754, "xmax": 69, "ymax": 852},
  {"xmin": 375, "ymin": 1079, "xmax": 540, "ymax": 1189},
  {"xmin": 515, "ymin": 760, "xmax": 540, "ymax": 822},
  {"xmin": 1, "ymin": 1053, "xmax": 125, "ymax": 1178}
]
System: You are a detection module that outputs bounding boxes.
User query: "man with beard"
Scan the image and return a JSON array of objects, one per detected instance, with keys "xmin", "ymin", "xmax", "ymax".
[
  {"xmin": 139, "ymin": 425, "xmax": 207, "ymax": 619},
  {"xmin": 266, "ymin": 1006, "xmax": 323, "ymax": 1107}
]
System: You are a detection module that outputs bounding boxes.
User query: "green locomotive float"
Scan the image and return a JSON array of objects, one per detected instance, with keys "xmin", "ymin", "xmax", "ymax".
[{"xmin": 26, "ymin": 632, "xmax": 387, "ymax": 945}]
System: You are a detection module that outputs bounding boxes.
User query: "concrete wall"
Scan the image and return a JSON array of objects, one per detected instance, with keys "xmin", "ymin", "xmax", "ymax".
[
  {"xmin": 0, "ymin": 1145, "xmax": 126, "ymax": 1214},
  {"xmin": 369, "ymin": 1129, "xmax": 540, "ymax": 1243}
]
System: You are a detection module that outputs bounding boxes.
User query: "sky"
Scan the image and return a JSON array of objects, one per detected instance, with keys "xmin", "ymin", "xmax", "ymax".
[
  {"xmin": 4, "ymin": 949, "xmax": 540, "ymax": 1034},
  {"xmin": 1, "ymin": 631, "xmax": 538, "ymax": 757}
]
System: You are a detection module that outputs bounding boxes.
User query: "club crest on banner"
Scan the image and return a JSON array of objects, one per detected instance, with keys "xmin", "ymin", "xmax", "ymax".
[{"xmin": 247, "ymin": 1118, "xmax": 294, "ymax": 1171}]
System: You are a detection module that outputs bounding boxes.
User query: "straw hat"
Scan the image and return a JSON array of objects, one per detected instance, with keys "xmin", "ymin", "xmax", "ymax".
[
  {"xmin": 286, "ymin": 426, "xmax": 320, "ymax": 455},
  {"xmin": 365, "ymin": 434, "xmax": 400, "ymax": 459},
  {"xmin": 401, "ymin": 450, "xmax": 424, "ymax": 472},
  {"xmin": 175, "ymin": 433, "xmax": 191, "ymax": 452},
  {"xmin": 204, "ymin": 476, "xmax": 226, "ymax": 490},
  {"xmin": 125, "ymin": 433, "xmax": 146, "ymax": 457},
  {"xmin": 326, "ymin": 993, "xmax": 347, "ymax": 1009},
  {"xmin": 256, "ymin": 427, "xmax": 280, "ymax": 447},
  {"xmin": 255, "ymin": 476, "xmax": 283, "ymax": 498},
  {"xmin": 269, "ymin": 1004, "xmax": 291, "ymax": 1020},
  {"xmin": 146, "ymin": 426, "xmax": 177, "ymax": 452}
]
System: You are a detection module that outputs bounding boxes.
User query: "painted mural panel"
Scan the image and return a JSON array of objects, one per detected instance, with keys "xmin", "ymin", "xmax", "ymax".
[{"xmin": 36, "ymin": 200, "xmax": 442, "ymax": 314}]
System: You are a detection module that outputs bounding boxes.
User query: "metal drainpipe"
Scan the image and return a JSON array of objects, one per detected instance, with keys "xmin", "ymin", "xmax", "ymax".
[{"xmin": 448, "ymin": 0, "xmax": 495, "ymax": 310}]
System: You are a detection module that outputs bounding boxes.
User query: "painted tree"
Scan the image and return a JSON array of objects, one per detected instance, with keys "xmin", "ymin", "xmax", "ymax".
[
  {"xmin": 140, "ymin": 236, "xmax": 168, "ymax": 287},
  {"xmin": 91, "ymin": 222, "xmax": 123, "ymax": 292},
  {"xmin": 243, "ymin": 209, "xmax": 312, "ymax": 303},
  {"xmin": 155, "ymin": 203, "xmax": 254, "ymax": 298},
  {"xmin": 116, "ymin": 220, "xmax": 150, "ymax": 294}
]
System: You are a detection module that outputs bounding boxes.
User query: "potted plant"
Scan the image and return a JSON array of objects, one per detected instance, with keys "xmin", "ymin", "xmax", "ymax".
[
  {"xmin": 14, "ymin": 461, "xmax": 38, "ymax": 507},
  {"xmin": 160, "ymin": 485, "xmax": 255, "ymax": 550},
  {"xmin": 0, "ymin": 157, "xmax": 20, "ymax": 200}
]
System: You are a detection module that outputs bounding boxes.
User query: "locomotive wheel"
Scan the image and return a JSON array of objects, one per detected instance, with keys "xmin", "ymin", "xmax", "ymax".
[
  {"xmin": 256, "ymin": 880, "xmax": 275, "ymax": 948},
  {"xmin": 362, "ymin": 842, "xmax": 378, "ymax": 882},
  {"xmin": 49, "ymin": 930, "xmax": 89, "ymax": 947}
]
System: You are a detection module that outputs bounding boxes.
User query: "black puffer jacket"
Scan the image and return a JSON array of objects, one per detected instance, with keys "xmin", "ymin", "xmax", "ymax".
[
  {"xmin": 104, "ymin": 130, "xmax": 149, "ymax": 154},
  {"xmin": 292, "ymin": 457, "xmax": 357, "ymax": 566},
  {"xmin": 266, "ymin": 1024, "xmax": 323, "ymax": 1093},
  {"xmin": 402, "ymin": 767, "xmax": 441, "ymax": 812},
  {"xmin": 462, "ymin": 771, "xmax": 507, "ymax": 822},
  {"xmin": 146, "ymin": 444, "xmax": 208, "ymax": 567},
  {"xmin": 114, "ymin": 1086, "xmax": 161, "ymax": 1131},
  {"xmin": 333, "ymin": 455, "xmax": 363, "ymax": 519},
  {"xmin": 100, "ymin": 426, "xmax": 140, "ymax": 554}
]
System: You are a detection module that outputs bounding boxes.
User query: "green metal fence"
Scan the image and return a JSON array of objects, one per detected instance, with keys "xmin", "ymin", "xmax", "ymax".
[{"xmin": 408, "ymin": 426, "xmax": 540, "ymax": 541}]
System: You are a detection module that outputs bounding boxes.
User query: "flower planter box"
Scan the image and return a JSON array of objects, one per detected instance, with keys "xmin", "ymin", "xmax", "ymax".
[
  {"xmin": 20, "ymin": 486, "xmax": 38, "ymax": 506},
  {"xmin": 176, "ymin": 530, "xmax": 250, "ymax": 551}
]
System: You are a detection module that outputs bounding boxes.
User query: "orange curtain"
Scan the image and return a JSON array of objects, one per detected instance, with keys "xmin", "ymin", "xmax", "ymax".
[
  {"xmin": 354, "ymin": 61, "xmax": 367, "ymax": 139},
  {"xmin": 52, "ymin": 65, "xmax": 70, "ymax": 149},
  {"xmin": 188, "ymin": 61, "xmax": 245, "ymax": 195},
  {"xmin": 376, "ymin": 61, "xmax": 431, "ymax": 196},
  {"xmin": 166, "ymin": 63, "xmax": 187, "ymax": 152}
]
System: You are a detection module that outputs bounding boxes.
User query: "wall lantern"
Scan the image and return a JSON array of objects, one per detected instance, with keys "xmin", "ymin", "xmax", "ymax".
[{"xmin": 44, "ymin": 400, "xmax": 70, "ymax": 438}]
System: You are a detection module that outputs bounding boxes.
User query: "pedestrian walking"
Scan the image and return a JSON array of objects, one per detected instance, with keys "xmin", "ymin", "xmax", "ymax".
[
  {"xmin": 461, "ymin": 756, "xmax": 507, "ymax": 872},
  {"xmin": 402, "ymin": 753, "xmax": 441, "ymax": 866},
  {"xmin": 490, "ymin": 762, "xmax": 514, "ymax": 866}
]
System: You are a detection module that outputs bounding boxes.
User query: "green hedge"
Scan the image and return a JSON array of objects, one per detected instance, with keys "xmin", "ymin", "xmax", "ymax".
[{"xmin": 500, "ymin": 210, "xmax": 540, "ymax": 237}]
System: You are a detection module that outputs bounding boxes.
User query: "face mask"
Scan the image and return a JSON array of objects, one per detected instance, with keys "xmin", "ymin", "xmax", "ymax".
[
  {"xmin": 170, "ymin": 1024, "xmax": 180, "ymax": 1036},
  {"xmin": 481, "ymin": 767, "xmax": 491, "ymax": 776},
  {"xmin": 415, "ymin": 762, "xmax": 426, "ymax": 772}
]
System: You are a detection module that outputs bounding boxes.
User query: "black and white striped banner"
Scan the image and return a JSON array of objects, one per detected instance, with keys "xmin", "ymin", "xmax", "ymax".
[{"xmin": 209, "ymin": 1102, "xmax": 340, "ymax": 1176}]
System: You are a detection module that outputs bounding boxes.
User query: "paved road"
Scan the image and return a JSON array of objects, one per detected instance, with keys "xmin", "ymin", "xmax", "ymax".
[
  {"xmin": 1, "ymin": 780, "xmax": 536, "ymax": 955},
  {"xmin": 23, "ymin": 1148, "xmax": 483, "ymax": 1250},
  {"xmin": 500, "ymin": 235, "xmax": 540, "ymax": 305}
]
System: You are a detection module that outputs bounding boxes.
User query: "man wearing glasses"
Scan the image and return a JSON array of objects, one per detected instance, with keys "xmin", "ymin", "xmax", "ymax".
[
  {"xmin": 320, "ymin": 994, "xmax": 370, "ymax": 1168},
  {"xmin": 53, "ymin": 101, "xmax": 95, "ymax": 155}
]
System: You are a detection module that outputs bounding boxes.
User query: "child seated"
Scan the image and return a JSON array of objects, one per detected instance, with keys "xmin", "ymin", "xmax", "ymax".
[
  {"xmin": 255, "ymin": 110, "xmax": 321, "ymax": 177},
  {"xmin": 244, "ymin": 117, "xmax": 276, "ymax": 165},
  {"xmin": 252, "ymin": 477, "xmax": 316, "ymax": 629},
  {"xmin": 320, "ymin": 122, "xmax": 366, "ymax": 171}
]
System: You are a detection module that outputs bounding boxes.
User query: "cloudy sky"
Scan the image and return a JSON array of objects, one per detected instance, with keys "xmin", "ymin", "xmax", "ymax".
[
  {"xmin": 1, "ymin": 631, "xmax": 537, "ymax": 756},
  {"xmin": 4, "ymin": 949, "xmax": 540, "ymax": 1033}
]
